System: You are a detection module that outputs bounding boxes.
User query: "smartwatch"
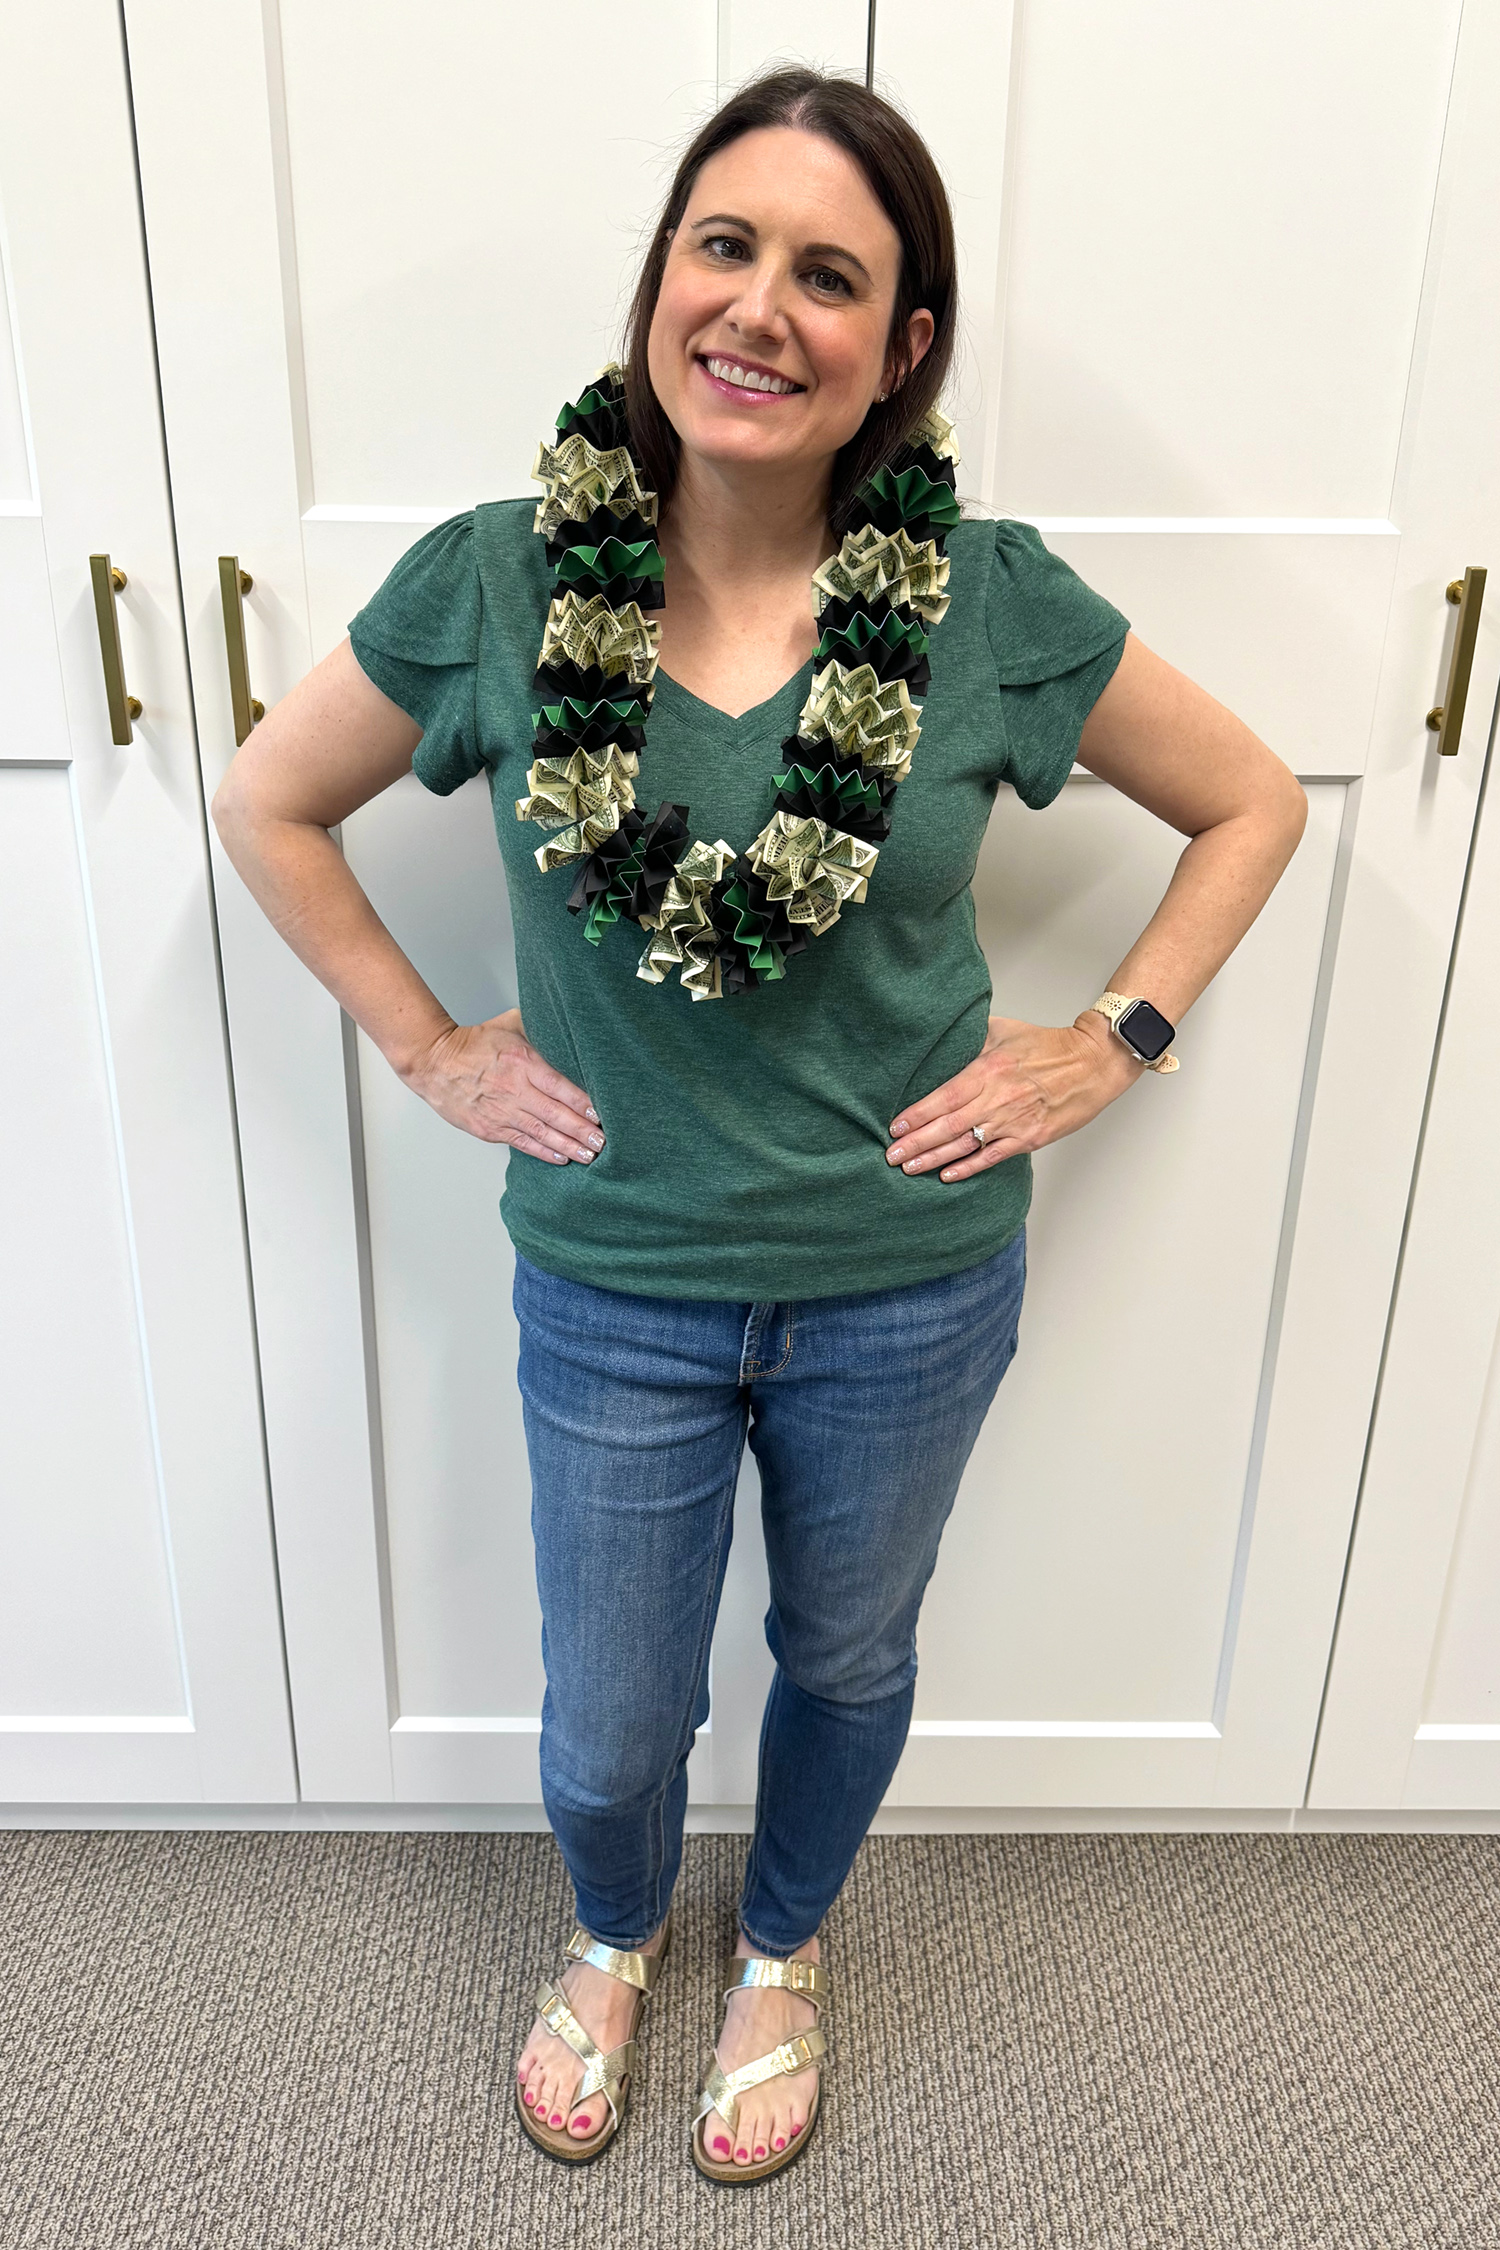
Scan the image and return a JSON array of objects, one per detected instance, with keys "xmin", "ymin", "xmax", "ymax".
[{"xmin": 1087, "ymin": 990, "xmax": 1180, "ymax": 1073}]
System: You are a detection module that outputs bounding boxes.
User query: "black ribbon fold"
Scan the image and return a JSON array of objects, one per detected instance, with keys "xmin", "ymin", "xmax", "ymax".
[
  {"xmin": 770, "ymin": 766, "xmax": 895, "ymax": 847},
  {"xmin": 553, "ymin": 391, "xmax": 631, "ymax": 454},
  {"xmin": 533, "ymin": 659, "xmax": 652, "ymax": 713},
  {"xmin": 564, "ymin": 800, "xmax": 690, "ymax": 924},
  {"xmin": 544, "ymin": 505, "xmax": 665, "ymax": 610},
  {"xmin": 812, "ymin": 614, "xmax": 931, "ymax": 695},
  {"xmin": 705, "ymin": 857, "xmax": 811, "ymax": 995},
  {"xmin": 531, "ymin": 716, "xmax": 647, "ymax": 761}
]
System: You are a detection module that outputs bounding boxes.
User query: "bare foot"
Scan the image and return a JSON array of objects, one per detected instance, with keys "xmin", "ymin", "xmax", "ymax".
[
  {"xmin": 516, "ymin": 1920, "xmax": 668, "ymax": 2139},
  {"xmin": 702, "ymin": 1931, "xmax": 821, "ymax": 2168}
]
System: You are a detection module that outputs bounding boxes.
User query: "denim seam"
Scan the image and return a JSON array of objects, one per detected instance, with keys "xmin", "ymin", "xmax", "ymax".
[
  {"xmin": 738, "ymin": 1674, "xmax": 816, "ymax": 1956},
  {"xmin": 639, "ymin": 1437, "xmax": 744, "ymax": 1937},
  {"xmin": 744, "ymin": 1307, "xmax": 794, "ymax": 1381}
]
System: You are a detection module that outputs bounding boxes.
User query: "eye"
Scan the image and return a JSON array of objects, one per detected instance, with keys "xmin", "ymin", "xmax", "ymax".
[
  {"xmin": 805, "ymin": 265, "xmax": 853, "ymax": 297},
  {"xmin": 702, "ymin": 234, "xmax": 750, "ymax": 263}
]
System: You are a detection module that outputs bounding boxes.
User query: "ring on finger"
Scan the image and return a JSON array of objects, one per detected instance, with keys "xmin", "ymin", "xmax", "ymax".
[{"xmin": 971, "ymin": 1122, "xmax": 987, "ymax": 1148}]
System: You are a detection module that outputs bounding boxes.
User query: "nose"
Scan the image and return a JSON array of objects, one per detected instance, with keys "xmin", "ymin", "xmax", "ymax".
[{"xmin": 725, "ymin": 253, "xmax": 791, "ymax": 345}]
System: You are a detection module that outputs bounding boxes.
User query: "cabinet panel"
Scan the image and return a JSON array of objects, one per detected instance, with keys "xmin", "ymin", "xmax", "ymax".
[
  {"xmin": 991, "ymin": 0, "xmax": 1460, "ymax": 519},
  {"xmin": 914, "ymin": 784, "xmax": 1343, "ymax": 1725},
  {"xmin": 0, "ymin": 770, "xmax": 186, "ymax": 1717},
  {"xmin": 1310, "ymin": 681, "xmax": 1500, "ymax": 1810},
  {"xmin": 279, "ymin": 0, "xmax": 717, "ymax": 510},
  {"xmin": 0, "ymin": 0, "xmax": 294, "ymax": 1800}
]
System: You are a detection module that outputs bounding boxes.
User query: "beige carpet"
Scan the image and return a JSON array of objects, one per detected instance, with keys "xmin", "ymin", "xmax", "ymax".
[{"xmin": 0, "ymin": 1828, "xmax": 1495, "ymax": 2249}]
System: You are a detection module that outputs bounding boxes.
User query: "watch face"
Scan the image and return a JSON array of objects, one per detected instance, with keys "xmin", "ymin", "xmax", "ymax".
[{"xmin": 1119, "ymin": 999, "xmax": 1175, "ymax": 1061}]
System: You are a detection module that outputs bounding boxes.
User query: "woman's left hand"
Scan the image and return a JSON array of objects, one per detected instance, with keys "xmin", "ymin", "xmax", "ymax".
[{"xmin": 885, "ymin": 1011, "xmax": 1145, "ymax": 1182}]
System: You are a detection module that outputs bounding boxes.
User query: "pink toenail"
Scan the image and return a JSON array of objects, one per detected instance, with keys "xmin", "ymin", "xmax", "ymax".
[
  {"xmin": 713, "ymin": 2137, "xmax": 731, "ymax": 2156},
  {"xmin": 523, "ymin": 2090, "xmax": 534, "ymax": 2106},
  {"xmin": 550, "ymin": 2112, "xmax": 562, "ymax": 2127},
  {"xmin": 774, "ymin": 2136, "xmax": 786, "ymax": 2150},
  {"xmin": 754, "ymin": 2145, "xmax": 767, "ymax": 2159},
  {"xmin": 791, "ymin": 2120, "xmax": 803, "ymax": 2135}
]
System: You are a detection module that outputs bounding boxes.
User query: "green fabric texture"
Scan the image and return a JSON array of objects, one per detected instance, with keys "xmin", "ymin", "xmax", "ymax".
[{"xmin": 348, "ymin": 503, "xmax": 1128, "ymax": 1301}]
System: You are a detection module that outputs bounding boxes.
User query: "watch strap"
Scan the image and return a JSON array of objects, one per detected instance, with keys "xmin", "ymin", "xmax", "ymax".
[{"xmin": 1088, "ymin": 990, "xmax": 1180, "ymax": 1072}]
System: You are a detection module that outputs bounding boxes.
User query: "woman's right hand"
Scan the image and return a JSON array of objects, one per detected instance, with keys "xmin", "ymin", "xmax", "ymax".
[{"xmin": 403, "ymin": 1009, "xmax": 604, "ymax": 1164}]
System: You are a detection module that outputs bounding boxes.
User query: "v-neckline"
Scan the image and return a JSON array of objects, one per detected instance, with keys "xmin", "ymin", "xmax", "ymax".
[{"xmin": 653, "ymin": 660, "xmax": 813, "ymax": 731}]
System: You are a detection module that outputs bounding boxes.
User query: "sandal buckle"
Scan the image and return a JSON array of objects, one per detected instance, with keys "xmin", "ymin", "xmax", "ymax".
[{"xmin": 775, "ymin": 2036, "xmax": 812, "ymax": 2073}]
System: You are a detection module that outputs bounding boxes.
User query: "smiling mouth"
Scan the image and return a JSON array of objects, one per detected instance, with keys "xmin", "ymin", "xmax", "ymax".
[{"xmin": 698, "ymin": 354, "xmax": 805, "ymax": 398}]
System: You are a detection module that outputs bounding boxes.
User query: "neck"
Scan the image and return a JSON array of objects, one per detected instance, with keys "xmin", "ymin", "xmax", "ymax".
[{"xmin": 659, "ymin": 447, "xmax": 834, "ymax": 594}]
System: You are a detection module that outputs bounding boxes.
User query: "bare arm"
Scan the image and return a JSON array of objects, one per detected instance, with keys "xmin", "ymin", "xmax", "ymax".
[
  {"xmin": 885, "ymin": 631, "xmax": 1308, "ymax": 1181},
  {"xmin": 210, "ymin": 639, "xmax": 603, "ymax": 1165}
]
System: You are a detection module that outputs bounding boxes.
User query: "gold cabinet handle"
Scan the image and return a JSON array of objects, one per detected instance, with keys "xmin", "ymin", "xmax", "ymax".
[
  {"xmin": 218, "ymin": 555, "xmax": 265, "ymax": 747},
  {"xmin": 1426, "ymin": 566, "xmax": 1487, "ymax": 757},
  {"xmin": 88, "ymin": 554, "xmax": 142, "ymax": 744}
]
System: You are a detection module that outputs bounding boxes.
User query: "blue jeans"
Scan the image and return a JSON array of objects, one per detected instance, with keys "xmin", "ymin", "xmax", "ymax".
[{"xmin": 512, "ymin": 1228, "xmax": 1027, "ymax": 1956}]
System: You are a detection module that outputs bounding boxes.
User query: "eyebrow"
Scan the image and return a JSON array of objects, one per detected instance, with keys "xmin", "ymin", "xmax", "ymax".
[{"xmin": 688, "ymin": 213, "xmax": 873, "ymax": 287}]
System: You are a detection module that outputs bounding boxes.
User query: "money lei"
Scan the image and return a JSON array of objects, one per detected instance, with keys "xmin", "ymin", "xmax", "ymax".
[{"xmin": 519, "ymin": 363, "xmax": 960, "ymax": 999}]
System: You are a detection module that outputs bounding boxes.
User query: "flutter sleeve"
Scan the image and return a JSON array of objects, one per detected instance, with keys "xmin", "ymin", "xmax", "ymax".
[
  {"xmin": 347, "ymin": 511, "xmax": 484, "ymax": 795},
  {"xmin": 985, "ymin": 519, "xmax": 1130, "ymax": 809}
]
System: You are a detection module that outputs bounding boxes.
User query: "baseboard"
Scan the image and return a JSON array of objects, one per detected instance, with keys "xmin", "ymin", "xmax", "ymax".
[{"xmin": 1, "ymin": 1803, "xmax": 1498, "ymax": 1833}]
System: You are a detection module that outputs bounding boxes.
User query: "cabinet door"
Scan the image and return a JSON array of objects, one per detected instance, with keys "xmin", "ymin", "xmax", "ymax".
[
  {"xmin": 1309, "ymin": 685, "xmax": 1500, "ymax": 1809},
  {"xmin": 0, "ymin": 1, "xmax": 294, "ymax": 1801},
  {"xmin": 872, "ymin": 0, "xmax": 1499, "ymax": 1807},
  {"xmin": 126, "ymin": 0, "xmax": 1495, "ymax": 1809}
]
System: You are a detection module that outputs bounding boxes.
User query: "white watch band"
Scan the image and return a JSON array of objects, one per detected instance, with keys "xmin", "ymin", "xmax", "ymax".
[{"xmin": 1089, "ymin": 990, "xmax": 1180, "ymax": 1072}]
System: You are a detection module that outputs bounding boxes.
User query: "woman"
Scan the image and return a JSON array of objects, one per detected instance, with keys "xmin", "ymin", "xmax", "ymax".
[{"xmin": 213, "ymin": 69, "xmax": 1306, "ymax": 2183}]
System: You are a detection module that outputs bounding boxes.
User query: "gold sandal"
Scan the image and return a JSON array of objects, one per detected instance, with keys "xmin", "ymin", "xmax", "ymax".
[
  {"xmin": 690, "ymin": 1955, "xmax": 829, "ymax": 2184},
  {"xmin": 515, "ymin": 1918, "xmax": 671, "ymax": 2164}
]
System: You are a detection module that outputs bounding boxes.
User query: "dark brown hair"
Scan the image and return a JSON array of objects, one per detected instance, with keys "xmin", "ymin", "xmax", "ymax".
[{"xmin": 622, "ymin": 68, "xmax": 958, "ymax": 537}]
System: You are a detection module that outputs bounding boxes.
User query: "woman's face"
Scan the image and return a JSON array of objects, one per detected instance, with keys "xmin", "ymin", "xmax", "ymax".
[{"xmin": 646, "ymin": 126, "xmax": 933, "ymax": 488}]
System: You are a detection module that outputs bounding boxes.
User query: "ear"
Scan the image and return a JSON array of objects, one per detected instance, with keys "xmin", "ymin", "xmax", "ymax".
[{"xmin": 885, "ymin": 307, "xmax": 935, "ymax": 396}]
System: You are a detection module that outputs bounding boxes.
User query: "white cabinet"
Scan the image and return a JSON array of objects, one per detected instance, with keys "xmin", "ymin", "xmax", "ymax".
[
  {"xmin": 40, "ymin": 0, "xmax": 1495, "ymax": 1812},
  {"xmin": 869, "ymin": 0, "xmax": 1500, "ymax": 1811},
  {"xmin": 1310, "ymin": 645, "xmax": 1500, "ymax": 1810},
  {"xmin": 0, "ymin": 1, "xmax": 294, "ymax": 1800}
]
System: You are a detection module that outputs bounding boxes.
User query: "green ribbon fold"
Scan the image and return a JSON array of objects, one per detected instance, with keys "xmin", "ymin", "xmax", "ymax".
[
  {"xmin": 772, "ymin": 763, "xmax": 886, "ymax": 821},
  {"xmin": 862, "ymin": 463, "xmax": 962, "ymax": 531},
  {"xmin": 717, "ymin": 879, "xmax": 787, "ymax": 979},
  {"xmin": 813, "ymin": 609, "xmax": 929, "ymax": 666},
  {"xmin": 554, "ymin": 538, "xmax": 665, "ymax": 589}
]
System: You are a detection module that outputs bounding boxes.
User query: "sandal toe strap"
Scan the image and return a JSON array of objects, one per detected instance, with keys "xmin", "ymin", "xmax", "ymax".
[
  {"xmin": 694, "ymin": 2028, "xmax": 829, "ymax": 2134},
  {"xmin": 534, "ymin": 1980, "xmax": 638, "ymax": 2129}
]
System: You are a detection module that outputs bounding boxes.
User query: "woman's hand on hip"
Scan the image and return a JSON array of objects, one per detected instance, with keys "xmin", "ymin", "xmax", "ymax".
[
  {"xmin": 886, "ymin": 1011, "xmax": 1142, "ymax": 1181},
  {"xmin": 404, "ymin": 1009, "xmax": 603, "ymax": 1164}
]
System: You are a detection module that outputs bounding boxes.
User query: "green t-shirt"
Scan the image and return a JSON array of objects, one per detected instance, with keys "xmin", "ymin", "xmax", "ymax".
[{"xmin": 349, "ymin": 501, "xmax": 1127, "ymax": 1301}]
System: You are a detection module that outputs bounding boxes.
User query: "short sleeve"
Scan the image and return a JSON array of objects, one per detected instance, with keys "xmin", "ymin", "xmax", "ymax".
[
  {"xmin": 347, "ymin": 512, "xmax": 483, "ymax": 795},
  {"xmin": 985, "ymin": 520, "xmax": 1130, "ymax": 810}
]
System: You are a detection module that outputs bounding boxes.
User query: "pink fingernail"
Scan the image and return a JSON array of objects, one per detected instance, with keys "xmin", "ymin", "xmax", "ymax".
[
  {"xmin": 892, "ymin": 1120, "xmax": 908, "ymax": 1136},
  {"xmin": 586, "ymin": 1107, "xmax": 599, "ymax": 1122}
]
